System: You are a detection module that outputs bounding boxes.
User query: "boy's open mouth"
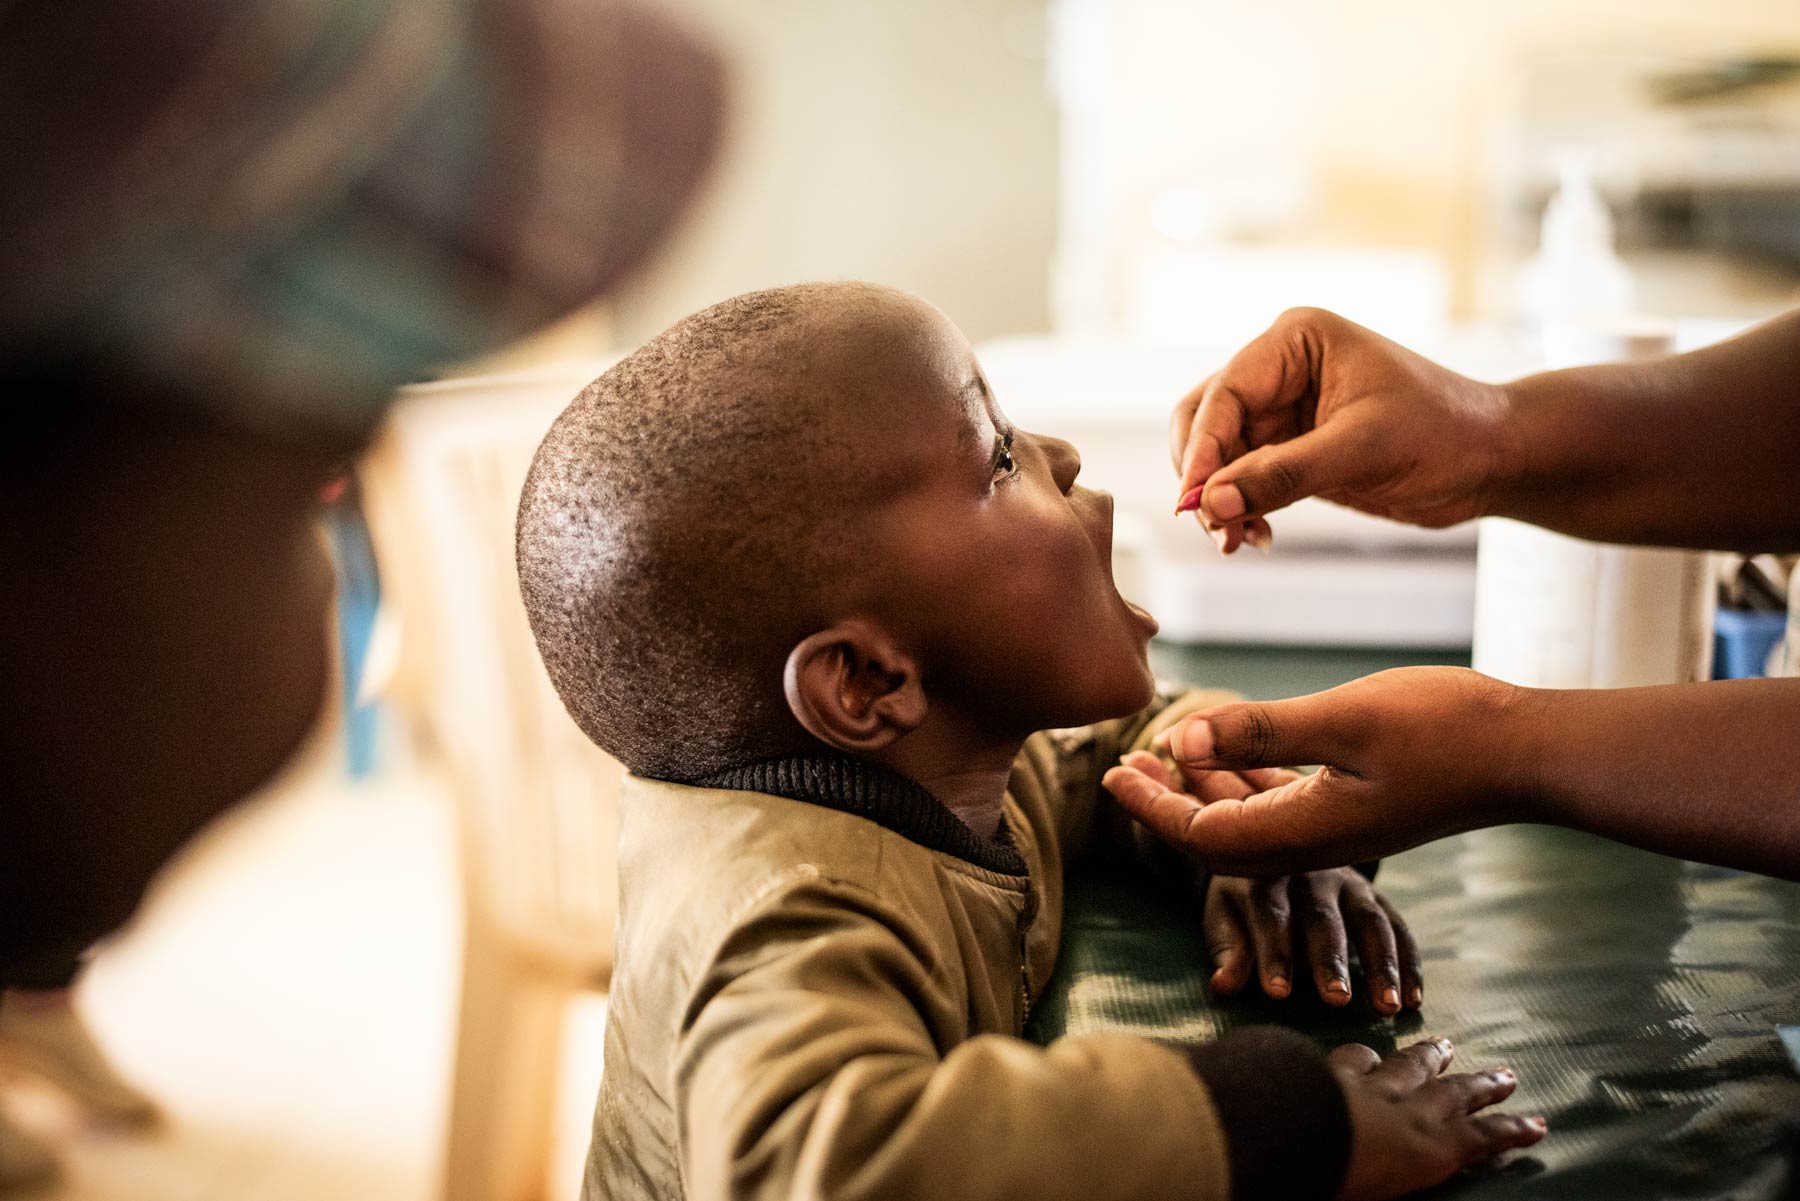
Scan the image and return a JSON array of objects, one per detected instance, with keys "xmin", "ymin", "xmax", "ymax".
[{"xmin": 1089, "ymin": 489, "xmax": 1160, "ymax": 638}]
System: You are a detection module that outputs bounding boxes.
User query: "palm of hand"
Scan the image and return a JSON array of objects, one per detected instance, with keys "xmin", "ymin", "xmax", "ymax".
[{"xmin": 1107, "ymin": 748, "xmax": 1365, "ymax": 877}]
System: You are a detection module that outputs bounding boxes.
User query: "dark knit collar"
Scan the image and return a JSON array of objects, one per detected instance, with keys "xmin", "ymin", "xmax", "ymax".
[{"xmin": 687, "ymin": 753, "xmax": 1027, "ymax": 877}]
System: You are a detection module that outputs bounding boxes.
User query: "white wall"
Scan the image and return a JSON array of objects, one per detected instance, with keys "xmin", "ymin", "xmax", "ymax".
[
  {"xmin": 609, "ymin": 0, "xmax": 1061, "ymax": 346},
  {"xmin": 1060, "ymin": 0, "xmax": 1800, "ymax": 320}
]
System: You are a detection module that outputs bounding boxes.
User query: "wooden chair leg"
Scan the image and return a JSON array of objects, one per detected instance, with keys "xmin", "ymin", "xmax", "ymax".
[{"xmin": 444, "ymin": 921, "xmax": 565, "ymax": 1201}]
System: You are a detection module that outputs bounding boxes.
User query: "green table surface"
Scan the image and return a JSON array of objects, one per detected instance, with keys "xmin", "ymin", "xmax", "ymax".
[
  {"xmin": 1146, "ymin": 639, "xmax": 1469, "ymax": 701},
  {"xmin": 1029, "ymin": 641, "xmax": 1800, "ymax": 1198}
]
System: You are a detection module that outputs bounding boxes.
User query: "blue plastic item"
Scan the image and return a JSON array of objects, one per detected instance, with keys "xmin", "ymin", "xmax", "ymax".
[
  {"xmin": 324, "ymin": 485, "xmax": 384, "ymax": 778},
  {"xmin": 1713, "ymin": 607, "xmax": 1788, "ymax": 679}
]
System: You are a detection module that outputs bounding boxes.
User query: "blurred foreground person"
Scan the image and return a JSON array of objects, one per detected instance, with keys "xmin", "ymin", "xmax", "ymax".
[{"xmin": 0, "ymin": 0, "xmax": 722, "ymax": 983}]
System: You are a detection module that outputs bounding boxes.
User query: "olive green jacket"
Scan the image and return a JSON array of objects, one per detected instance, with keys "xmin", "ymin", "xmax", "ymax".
[{"xmin": 583, "ymin": 689, "xmax": 1347, "ymax": 1201}]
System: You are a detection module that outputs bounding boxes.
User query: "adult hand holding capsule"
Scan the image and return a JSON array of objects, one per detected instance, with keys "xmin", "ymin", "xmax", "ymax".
[{"xmin": 1170, "ymin": 308, "xmax": 1512, "ymax": 553}]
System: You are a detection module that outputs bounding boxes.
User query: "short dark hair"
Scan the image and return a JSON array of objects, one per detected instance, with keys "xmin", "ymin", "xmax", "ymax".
[{"xmin": 516, "ymin": 282, "xmax": 894, "ymax": 779}]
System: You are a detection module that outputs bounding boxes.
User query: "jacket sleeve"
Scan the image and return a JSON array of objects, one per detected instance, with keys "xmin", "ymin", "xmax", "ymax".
[
  {"xmin": 675, "ymin": 870, "xmax": 1240, "ymax": 1201},
  {"xmin": 1011, "ymin": 682, "xmax": 1238, "ymax": 874}
]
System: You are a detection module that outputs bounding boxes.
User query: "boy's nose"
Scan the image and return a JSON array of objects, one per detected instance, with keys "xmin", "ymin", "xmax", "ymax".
[{"xmin": 1036, "ymin": 432, "xmax": 1081, "ymax": 493}]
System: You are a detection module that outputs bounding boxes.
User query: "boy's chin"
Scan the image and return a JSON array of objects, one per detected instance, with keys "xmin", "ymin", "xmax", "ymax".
[
  {"xmin": 1114, "ymin": 653, "xmax": 1160, "ymax": 714},
  {"xmin": 1052, "ymin": 653, "xmax": 1158, "ymax": 729}
]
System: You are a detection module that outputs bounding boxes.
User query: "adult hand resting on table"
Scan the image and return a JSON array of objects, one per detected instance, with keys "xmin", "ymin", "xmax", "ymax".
[{"xmin": 1110, "ymin": 307, "xmax": 1800, "ymax": 880}]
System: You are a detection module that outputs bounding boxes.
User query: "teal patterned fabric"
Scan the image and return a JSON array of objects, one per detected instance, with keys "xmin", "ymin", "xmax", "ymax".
[
  {"xmin": 1, "ymin": 0, "xmax": 718, "ymax": 440},
  {"xmin": 1031, "ymin": 826, "xmax": 1800, "ymax": 1199}
]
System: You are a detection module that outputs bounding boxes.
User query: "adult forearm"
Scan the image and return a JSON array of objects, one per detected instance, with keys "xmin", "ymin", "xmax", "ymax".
[
  {"xmin": 1520, "ymin": 678, "xmax": 1800, "ymax": 879},
  {"xmin": 1492, "ymin": 310, "xmax": 1800, "ymax": 551}
]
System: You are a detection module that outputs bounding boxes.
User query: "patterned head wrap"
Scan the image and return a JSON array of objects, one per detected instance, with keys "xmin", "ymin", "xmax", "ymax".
[{"xmin": 0, "ymin": 0, "xmax": 722, "ymax": 438}]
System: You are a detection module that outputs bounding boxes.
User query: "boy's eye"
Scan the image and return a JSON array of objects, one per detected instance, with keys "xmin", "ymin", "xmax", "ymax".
[{"xmin": 991, "ymin": 432, "xmax": 1018, "ymax": 482}]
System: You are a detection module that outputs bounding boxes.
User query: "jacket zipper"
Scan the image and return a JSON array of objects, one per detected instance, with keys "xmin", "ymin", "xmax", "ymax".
[
  {"xmin": 1018, "ymin": 945, "xmax": 1033, "ymax": 1030},
  {"xmin": 1016, "ymin": 886, "xmax": 1038, "ymax": 1032}
]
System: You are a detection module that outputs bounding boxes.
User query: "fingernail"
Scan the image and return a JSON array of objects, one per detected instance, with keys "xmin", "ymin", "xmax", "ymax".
[
  {"xmin": 1172, "ymin": 718, "xmax": 1213, "ymax": 762},
  {"xmin": 1208, "ymin": 482, "xmax": 1246, "ymax": 522},
  {"xmin": 1152, "ymin": 727, "xmax": 1172, "ymax": 751},
  {"xmin": 1242, "ymin": 524, "xmax": 1272, "ymax": 554},
  {"xmin": 1175, "ymin": 485, "xmax": 1204, "ymax": 515},
  {"xmin": 1326, "ymin": 977, "xmax": 1351, "ymax": 1000},
  {"xmin": 1380, "ymin": 986, "xmax": 1400, "ymax": 1011},
  {"xmin": 1267, "ymin": 974, "xmax": 1289, "ymax": 996},
  {"xmin": 1493, "ymin": 1068, "xmax": 1516, "ymax": 1084},
  {"xmin": 1407, "ymin": 985, "xmax": 1424, "ymax": 1007},
  {"xmin": 1528, "ymin": 1116, "xmax": 1548, "ymax": 1130},
  {"xmin": 1208, "ymin": 525, "xmax": 1231, "ymax": 555}
]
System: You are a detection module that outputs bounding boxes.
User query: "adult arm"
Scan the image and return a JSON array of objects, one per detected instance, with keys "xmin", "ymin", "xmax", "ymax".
[
  {"xmin": 1172, "ymin": 307, "xmax": 1800, "ymax": 553},
  {"xmin": 1104, "ymin": 667, "xmax": 1800, "ymax": 880},
  {"xmin": 1496, "ymin": 310, "xmax": 1800, "ymax": 548}
]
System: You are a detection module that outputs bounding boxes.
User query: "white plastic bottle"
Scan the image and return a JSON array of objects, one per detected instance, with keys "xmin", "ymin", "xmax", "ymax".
[
  {"xmin": 1473, "ymin": 161, "xmax": 1713, "ymax": 690},
  {"xmin": 1518, "ymin": 156, "xmax": 1634, "ymax": 361}
]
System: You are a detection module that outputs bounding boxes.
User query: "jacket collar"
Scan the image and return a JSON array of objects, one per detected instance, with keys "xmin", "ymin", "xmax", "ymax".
[{"xmin": 688, "ymin": 753, "xmax": 1027, "ymax": 877}]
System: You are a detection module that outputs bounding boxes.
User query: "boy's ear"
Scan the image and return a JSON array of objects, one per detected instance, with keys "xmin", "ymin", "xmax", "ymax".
[{"xmin": 783, "ymin": 622, "xmax": 926, "ymax": 754}]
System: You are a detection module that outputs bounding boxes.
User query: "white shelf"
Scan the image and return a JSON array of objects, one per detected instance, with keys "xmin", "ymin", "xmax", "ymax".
[{"xmin": 1140, "ymin": 551, "xmax": 1476, "ymax": 649}]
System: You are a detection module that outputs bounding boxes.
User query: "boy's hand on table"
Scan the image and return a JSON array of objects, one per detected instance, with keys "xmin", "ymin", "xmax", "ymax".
[
  {"xmin": 1331, "ymin": 1037, "xmax": 1546, "ymax": 1200},
  {"xmin": 1118, "ymin": 751, "xmax": 1422, "ymax": 1014},
  {"xmin": 1203, "ymin": 868, "xmax": 1420, "ymax": 1016}
]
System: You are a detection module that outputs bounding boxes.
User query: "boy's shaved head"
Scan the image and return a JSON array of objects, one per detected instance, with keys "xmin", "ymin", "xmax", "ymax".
[
  {"xmin": 521, "ymin": 280, "xmax": 1158, "ymax": 788},
  {"xmin": 517, "ymin": 282, "xmax": 937, "ymax": 779}
]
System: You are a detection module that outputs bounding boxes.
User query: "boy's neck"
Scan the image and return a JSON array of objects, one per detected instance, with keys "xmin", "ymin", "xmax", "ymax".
[{"xmin": 877, "ymin": 725, "xmax": 1023, "ymax": 840}]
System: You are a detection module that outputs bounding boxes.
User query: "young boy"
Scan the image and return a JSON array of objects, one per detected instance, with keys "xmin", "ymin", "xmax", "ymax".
[{"xmin": 516, "ymin": 283, "xmax": 1545, "ymax": 1201}]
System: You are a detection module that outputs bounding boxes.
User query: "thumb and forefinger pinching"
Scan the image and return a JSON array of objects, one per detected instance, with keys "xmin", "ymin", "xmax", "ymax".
[{"xmin": 1170, "ymin": 309, "xmax": 1339, "ymax": 541}]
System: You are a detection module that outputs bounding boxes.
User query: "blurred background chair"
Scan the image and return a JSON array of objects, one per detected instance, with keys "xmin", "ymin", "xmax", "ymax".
[{"xmin": 363, "ymin": 366, "xmax": 622, "ymax": 1201}]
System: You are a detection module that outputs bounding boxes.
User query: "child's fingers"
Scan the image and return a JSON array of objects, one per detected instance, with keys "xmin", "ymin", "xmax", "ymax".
[
  {"xmin": 1102, "ymin": 765, "xmax": 1206, "ymax": 843},
  {"xmin": 1344, "ymin": 885, "xmax": 1403, "ymax": 1015},
  {"xmin": 1428, "ymin": 1067, "xmax": 1517, "ymax": 1118},
  {"xmin": 1373, "ymin": 1037, "xmax": 1455, "ymax": 1091},
  {"xmin": 1119, "ymin": 750, "xmax": 1176, "ymax": 792},
  {"xmin": 1454, "ymin": 1113, "xmax": 1548, "ymax": 1162},
  {"xmin": 1299, "ymin": 878, "xmax": 1353, "ymax": 1006},
  {"xmin": 1184, "ymin": 766, "xmax": 1256, "ymax": 804},
  {"xmin": 1378, "ymin": 894, "xmax": 1425, "ymax": 1009},
  {"xmin": 1201, "ymin": 889, "xmax": 1252, "ymax": 997},
  {"xmin": 1327, "ymin": 1042, "xmax": 1382, "ymax": 1074},
  {"xmin": 1242, "ymin": 878, "xmax": 1294, "ymax": 999}
]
